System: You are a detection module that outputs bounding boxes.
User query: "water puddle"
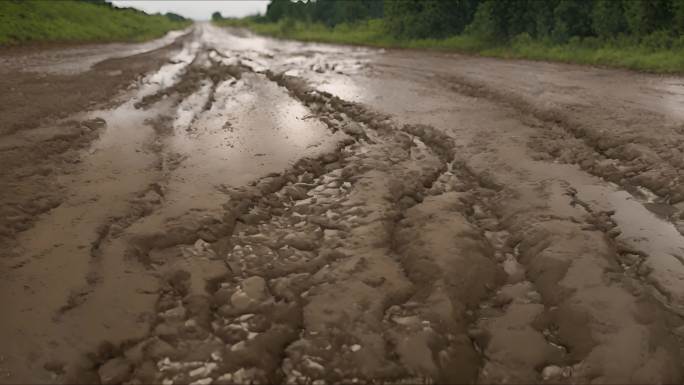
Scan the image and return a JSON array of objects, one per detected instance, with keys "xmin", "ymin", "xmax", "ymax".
[
  {"xmin": 624, "ymin": 184, "xmax": 679, "ymax": 220},
  {"xmin": 0, "ymin": 60, "xmax": 181, "ymax": 381},
  {"xmin": 477, "ymin": 135, "xmax": 684, "ymax": 315},
  {"xmin": 159, "ymin": 72, "xmax": 345, "ymax": 217},
  {"xmin": 136, "ymin": 39, "xmax": 200, "ymax": 99},
  {"xmin": 173, "ymin": 80, "xmax": 213, "ymax": 132},
  {"xmin": 578, "ymin": 184, "xmax": 684, "ymax": 312},
  {"xmin": 3, "ymin": 29, "xmax": 190, "ymax": 76}
]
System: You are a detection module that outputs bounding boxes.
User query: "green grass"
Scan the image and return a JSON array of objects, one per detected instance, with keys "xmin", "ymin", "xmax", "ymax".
[
  {"xmin": 0, "ymin": 0, "xmax": 191, "ymax": 45},
  {"xmin": 216, "ymin": 18, "xmax": 684, "ymax": 74}
]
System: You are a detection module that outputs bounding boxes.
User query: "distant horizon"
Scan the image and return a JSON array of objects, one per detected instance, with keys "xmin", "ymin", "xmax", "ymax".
[{"xmin": 109, "ymin": 1, "xmax": 269, "ymax": 21}]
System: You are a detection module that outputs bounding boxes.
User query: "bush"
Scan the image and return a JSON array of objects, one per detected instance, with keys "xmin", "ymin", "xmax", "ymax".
[
  {"xmin": 464, "ymin": 0, "xmax": 498, "ymax": 41},
  {"xmin": 279, "ymin": 17, "xmax": 296, "ymax": 36},
  {"xmin": 640, "ymin": 30, "xmax": 674, "ymax": 50},
  {"xmin": 511, "ymin": 32, "xmax": 533, "ymax": 47},
  {"xmin": 0, "ymin": 0, "xmax": 190, "ymax": 45},
  {"xmin": 592, "ymin": 0, "xmax": 626, "ymax": 37},
  {"xmin": 218, "ymin": 0, "xmax": 684, "ymax": 74},
  {"xmin": 581, "ymin": 36, "xmax": 602, "ymax": 49},
  {"xmin": 675, "ymin": 35, "xmax": 684, "ymax": 49}
]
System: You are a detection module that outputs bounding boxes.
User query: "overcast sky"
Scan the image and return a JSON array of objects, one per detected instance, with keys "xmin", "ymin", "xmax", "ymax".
[{"xmin": 110, "ymin": 1, "xmax": 269, "ymax": 20}]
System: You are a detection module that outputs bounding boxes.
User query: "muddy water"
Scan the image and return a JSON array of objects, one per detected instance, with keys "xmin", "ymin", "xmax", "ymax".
[
  {"xmin": 2, "ymin": 23, "xmax": 684, "ymax": 384},
  {"xmin": 0, "ymin": 29, "xmax": 190, "ymax": 76},
  {"xmin": 0, "ymin": 97, "xmax": 160, "ymax": 379},
  {"xmin": 248, "ymin": 31, "xmax": 684, "ymax": 382},
  {"xmin": 301, "ymin": 41, "xmax": 684, "ymax": 307},
  {"xmin": 579, "ymin": 185, "xmax": 684, "ymax": 311},
  {"xmin": 0, "ymin": 25, "xmax": 341, "ymax": 384}
]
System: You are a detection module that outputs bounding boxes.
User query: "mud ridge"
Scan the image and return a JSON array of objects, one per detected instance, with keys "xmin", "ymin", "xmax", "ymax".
[
  {"xmin": 67, "ymin": 142, "xmax": 347, "ymax": 382},
  {"xmin": 264, "ymin": 70, "xmax": 394, "ymax": 139},
  {"xmin": 6, "ymin": 24, "xmax": 684, "ymax": 385},
  {"xmin": 569, "ymin": 190, "xmax": 684, "ymax": 317},
  {"xmin": 384, "ymin": 159, "xmax": 511, "ymax": 383},
  {"xmin": 431, "ymin": 154, "xmax": 684, "ymax": 383},
  {"xmin": 0, "ymin": 118, "xmax": 107, "ymax": 253},
  {"xmin": 405, "ymin": 115, "xmax": 684, "ymax": 383},
  {"xmin": 0, "ymin": 34, "xmax": 192, "ymax": 254},
  {"xmin": 268, "ymin": 82, "xmax": 521, "ymax": 381},
  {"xmin": 494, "ymin": 181, "xmax": 683, "ymax": 382},
  {"xmin": 135, "ymin": 49, "xmax": 249, "ymax": 111},
  {"xmin": 441, "ymin": 74, "xmax": 684, "ymax": 233},
  {"xmin": 71, "ymin": 73, "xmax": 517, "ymax": 383}
]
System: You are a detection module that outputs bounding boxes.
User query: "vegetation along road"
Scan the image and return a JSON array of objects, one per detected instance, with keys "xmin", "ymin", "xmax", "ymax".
[{"xmin": 1, "ymin": 2, "xmax": 684, "ymax": 385}]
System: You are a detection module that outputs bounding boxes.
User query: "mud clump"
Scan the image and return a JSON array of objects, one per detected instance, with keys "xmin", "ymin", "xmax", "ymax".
[
  {"xmin": 0, "ymin": 33, "xmax": 191, "ymax": 253},
  {"xmin": 0, "ymin": 32, "xmax": 189, "ymax": 137},
  {"xmin": 0, "ymin": 117, "xmax": 108, "ymax": 251},
  {"xmin": 444, "ymin": 73, "xmax": 684, "ymax": 233},
  {"xmin": 80, "ymin": 76, "xmax": 510, "ymax": 383},
  {"xmin": 98, "ymin": 357, "xmax": 133, "ymax": 385},
  {"xmin": 477, "ymin": 184, "xmax": 684, "ymax": 384},
  {"xmin": 135, "ymin": 51, "xmax": 249, "ymax": 110}
]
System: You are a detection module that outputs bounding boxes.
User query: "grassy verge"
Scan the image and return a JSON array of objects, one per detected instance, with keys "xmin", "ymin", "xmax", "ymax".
[
  {"xmin": 0, "ymin": 1, "xmax": 191, "ymax": 45},
  {"xmin": 216, "ymin": 18, "xmax": 684, "ymax": 74}
]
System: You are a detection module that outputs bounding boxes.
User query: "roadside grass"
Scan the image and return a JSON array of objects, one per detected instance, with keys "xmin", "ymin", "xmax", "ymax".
[
  {"xmin": 216, "ymin": 18, "xmax": 684, "ymax": 74},
  {"xmin": 0, "ymin": 1, "xmax": 191, "ymax": 45}
]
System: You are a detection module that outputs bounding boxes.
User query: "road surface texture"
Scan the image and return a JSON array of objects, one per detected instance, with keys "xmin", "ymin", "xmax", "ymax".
[{"xmin": 1, "ymin": 23, "xmax": 684, "ymax": 384}]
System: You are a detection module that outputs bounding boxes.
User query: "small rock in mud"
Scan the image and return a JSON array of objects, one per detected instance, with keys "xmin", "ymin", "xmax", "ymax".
[
  {"xmin": 98, "ymin": 357, "xmax": 132, "ymax": 385},
  {"xmin": 526, "ymin": 291, "xmax": 542, "ymax": 303},
  {"xmin": 391, "ymin": 315, "xmax": 421, "ymax": 326},
  {"xmin": 161, "ymin": 305, "xmax": 186, "ymax": 321},
  {"xmin": 144, "ymin": 337, "xmax": 177, "ymax": 360},
  {"xmin": 541, "ymin": 365, "xmax": 563, "ymax": 380},
  {"xmin": 193, "ymin": 239, "xmax": 213, "ymax": 254},
  {"xmin": 189, "ymin": 362, "xmax": 217, "ymax": 377},
  {"xmin": 43, "ymin": 360, "xmax": 65, "ymax": 375},
  {"xmin": 231, "ymin": 291, "xmax": 252, "ymax": 311},
  {"xmin": 230, "ymin": 276, "xmax": 271, "ymax": 310},
  {"xmin": 541, "ymin": 364, "xmax": 572, "ymax": 381},
  {"xmin": 212, "ymin": 287, "xmax": 234, "ymax": 307},
  {"xmin": 284, "ymin": 185, "xmax": 307, "ymax": 200},
  {"xmin": 154, "ymin": 322, "xmax": 179, "ymax": 339},
  {"xmin": 81, "ymin": 117, "xmax": 107, "ymax": 131},
  {"xmin": 502, "ymin": 254, "xmax": 525, "ymax": 283},
  {"xmin": 673, "ymin": 325, "xmax": 684, "ymax": 338},
  {"xmin": 242, "ymin": 276, "xmax": 270, "ymax": 302},
  {"xmin": 282, "ymin": 232, "xmax": 317, "ymax": 251},
  {"xmin": 619, "ymin": 253, "xmax": 641, "ymax": 267},
  {"xmin": 637, "ymin": 263, "xmax": 653, "ymax": 276},
  {"xmin": 300, "ymin": 172, "xmax": 314, "ymax": 184},
  {"xmin": 270, "ymin": 273, "xmax": 310, "ymax": 301},
  {"xmin": 468, "ymin": 327, "xmax": 491, "ymax": 349},
  {"xmin": 342, "ymin": 122, "xmax": 364, "ymax": 136}
]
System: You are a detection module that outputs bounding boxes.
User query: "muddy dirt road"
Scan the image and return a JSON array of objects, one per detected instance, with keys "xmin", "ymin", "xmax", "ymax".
[{"xmin": 1, "ymin": 23, "xmax": 683, "ymax": 384}]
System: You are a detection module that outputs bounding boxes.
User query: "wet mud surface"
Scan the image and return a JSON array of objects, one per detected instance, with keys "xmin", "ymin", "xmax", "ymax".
[{"xmin": 1, "ymin": 23, "xmax": 684, "ymax": 384}]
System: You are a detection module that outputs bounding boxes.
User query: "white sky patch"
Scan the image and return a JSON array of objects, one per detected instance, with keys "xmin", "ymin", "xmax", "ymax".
[{"xmin": 109, "ymin": 1, "xmax": 269, "ymax": 21}]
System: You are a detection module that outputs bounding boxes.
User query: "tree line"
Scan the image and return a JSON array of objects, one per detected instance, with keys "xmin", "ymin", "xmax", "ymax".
[
  {"xmin": 249, "ymin": 0, "xmax": 683, "ymax": 44},
  {"xmin": 79, "ymin": 0, "xmax": 188, "ymax": 22}
]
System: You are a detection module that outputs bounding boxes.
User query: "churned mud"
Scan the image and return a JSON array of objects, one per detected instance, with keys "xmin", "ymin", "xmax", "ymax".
[{"xmin": 1, "ymin": 23, "xmax": 684, "ymax": 384}]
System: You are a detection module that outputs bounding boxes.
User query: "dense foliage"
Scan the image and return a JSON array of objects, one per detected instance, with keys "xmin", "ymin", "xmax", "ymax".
[
  {"xmin": 263, "ymin": 0, "xmax": 383, "ymax": 26},
  {"xmin": 0, "ymin": 0, "xmax": 190, "ymax": 45},
  {"xmin": 216, "ymin": 0, "xmax": 684, "ymax": 73},
  {"xmin": 253, "ymin": 0, "xmax": 683, "ymax": 45}
]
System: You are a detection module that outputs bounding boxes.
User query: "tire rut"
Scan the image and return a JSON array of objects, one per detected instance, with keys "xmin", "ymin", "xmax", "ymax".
[
  {"xmin": 72, "ymin": 66, "xmax": 512, "ymax": 384},
  {"xmin": 63, "ymin": 46, "xmax": 684, "ymax": 385},
  {"xmin": 439, "ymin": 73, "xmax": 684, "ymax": 234}
]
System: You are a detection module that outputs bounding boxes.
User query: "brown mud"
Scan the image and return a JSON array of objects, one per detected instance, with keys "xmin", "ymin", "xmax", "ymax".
[{"xmin": 1, "ymin": 23, "xmax": 684, "ymax": 384}]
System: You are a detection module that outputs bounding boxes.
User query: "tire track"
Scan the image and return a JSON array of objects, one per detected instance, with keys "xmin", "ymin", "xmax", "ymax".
[{"xmin": 439, "ymin": 73, "xmax": 684, "ymax": 233}]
